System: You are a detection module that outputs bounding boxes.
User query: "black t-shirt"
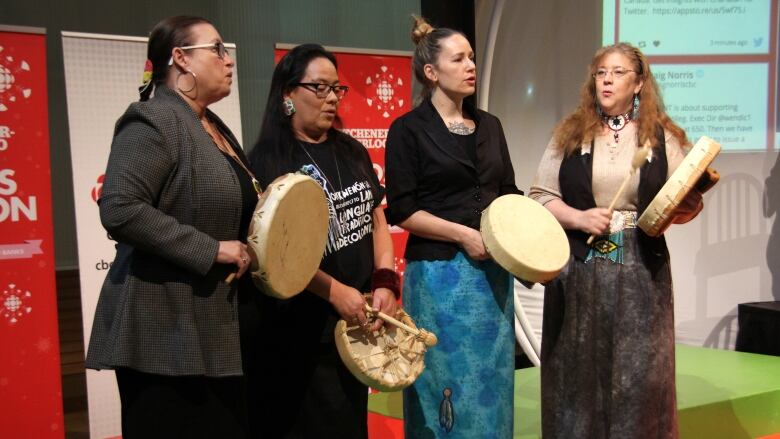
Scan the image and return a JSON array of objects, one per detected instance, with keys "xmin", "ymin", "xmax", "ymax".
[{"xmin": 250, "ymin": 134, "xmax": 384, "ymax": 342}]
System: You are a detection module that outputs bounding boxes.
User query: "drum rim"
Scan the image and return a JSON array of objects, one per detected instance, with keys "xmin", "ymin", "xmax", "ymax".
[
  {"xmin": 637, "ymin": 136, "xmax": 720, "ymax": 237},
  {"xmin": 334, "ymin": 309, "xmax": 427, "ymax": 392},
  {"xmin": 481, "ymin": 194, "xmax": 570, "ymax": 283},
  {"xmin": 247, "ymin": 173, "xmax": 330, "ymax": 298}
]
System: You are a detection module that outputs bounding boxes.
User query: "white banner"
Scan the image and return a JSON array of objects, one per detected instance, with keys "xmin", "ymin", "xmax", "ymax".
[{"xmin": 62, "ymin": 31, "xmax": 242, "ymax": 439}]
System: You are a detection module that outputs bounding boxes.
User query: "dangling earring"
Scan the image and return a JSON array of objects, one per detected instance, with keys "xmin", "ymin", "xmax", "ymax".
[
  {"xmin": 176, "ymin": 69, "xmax": 197, "ymax": 94},
  {"xmin": 283, "ymin": 98, "xmax": 296, "ymax": 116},
  {"xmin": 632, "ymin": 93, "xmax": 640, "ymax": 119},
  {"xmin": 596, "ymin": 104, "xmax": 604, "ymax": 118}
]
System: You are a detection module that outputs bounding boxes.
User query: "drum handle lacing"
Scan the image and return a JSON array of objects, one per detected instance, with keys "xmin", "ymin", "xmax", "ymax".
[{"xmin": 364, "ymin": 303, "xmax": 438, "ymax": 347}]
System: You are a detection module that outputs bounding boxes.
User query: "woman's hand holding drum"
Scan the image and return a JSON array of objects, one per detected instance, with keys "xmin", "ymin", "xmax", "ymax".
[
  {"xmin": 216, "ymin": 240, "xmax": 250, "ymax": 279},
  {"xmin": 456, "ymin": 225, "xmax": 490, "ymax": 261},
  {"xmin": 672, "ymin": 189, "xmax": 704, "ymax": 224},
  {"xmin": 368, "ymin": 288, "xmax": 398, "ymax": 332}
]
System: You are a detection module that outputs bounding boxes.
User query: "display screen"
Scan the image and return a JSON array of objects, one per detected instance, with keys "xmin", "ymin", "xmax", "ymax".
[{"xmin": 602, "ymin": 0, "xmax": 777, "ymax": 151}]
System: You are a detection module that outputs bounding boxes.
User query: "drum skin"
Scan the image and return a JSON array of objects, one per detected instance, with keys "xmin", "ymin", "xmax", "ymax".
[
  {"xmin": 481, "ymin": 194, "xmax": 570, "ymax": 283},
  {"xmin": 247, "ymin": 173, "xmax": 329, "ymax": 298},
  {"xmin": 334, "ymin": 308, "xmax": 428, "ymax": 392},
  {"xmin": 638, "ymin": 136, "xmax": 721, "ymax": 237}
]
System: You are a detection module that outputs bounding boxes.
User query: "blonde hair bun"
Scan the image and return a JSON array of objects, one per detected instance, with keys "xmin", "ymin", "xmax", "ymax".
[{"xmin": 411, "ymin": 16, "xmax": 434, "ymax": 45}]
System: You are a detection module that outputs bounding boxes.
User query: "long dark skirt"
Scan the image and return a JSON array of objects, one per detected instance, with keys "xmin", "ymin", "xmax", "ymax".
[{"xmin": 541, "ymin": 229, "xmax": 678, "ymax": 439}]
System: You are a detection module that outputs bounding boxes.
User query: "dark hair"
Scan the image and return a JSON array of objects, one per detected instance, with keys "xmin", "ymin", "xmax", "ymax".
[
  {"xmin": 140, "ymin": 15, "xmax": 212, "ymax": 101},
  {"xmin": 250, "ymin": 44, "xmax": 378, "ymax": 197},
  {"xmin": 410, "ymin": 16, "xmax": 465, "ymax": 100}
]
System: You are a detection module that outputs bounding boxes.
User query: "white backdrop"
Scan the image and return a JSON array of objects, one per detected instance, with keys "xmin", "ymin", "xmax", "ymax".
[
  {"xmin": 62, "ymin": 31, "xmax": 242, "ymax": 439},
  {"xmin": 476, "ymin": 0, "xmax": 779, "ymax": 352}
]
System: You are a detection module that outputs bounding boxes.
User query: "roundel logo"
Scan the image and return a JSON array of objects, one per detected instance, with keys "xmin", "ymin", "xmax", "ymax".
[
  {"xmin": 2, "ymin": 283, "xmax": 32, "ymax": 324},
  {"xmin": 0, "ymin": 45, "xmax": 33, "ymax": 112},
  {"xmin": 91, "ymin": 174, "xmax": 105, "ymax": 202},
  {"xmin": 365, "ymin": 66, "xmax": 405, "ymax": 118}
]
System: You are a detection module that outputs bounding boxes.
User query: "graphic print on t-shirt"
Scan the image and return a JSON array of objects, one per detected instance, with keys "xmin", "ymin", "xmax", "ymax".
[{"xmin": 300, "ymin": 164, "xmax": 375, "ymax": 256}]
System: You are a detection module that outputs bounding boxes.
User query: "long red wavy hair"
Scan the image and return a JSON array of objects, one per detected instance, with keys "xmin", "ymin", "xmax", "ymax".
[{"xmin": 553, "ymin": 43, "xmax": 688, "ymax": 156}]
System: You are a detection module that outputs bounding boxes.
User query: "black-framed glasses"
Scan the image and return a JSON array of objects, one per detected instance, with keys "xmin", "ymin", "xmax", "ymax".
[
  {"xmin": 295, "ymin": 82, "xmax": 349, "ymax": 99},
  {"xmin": 593, "ymin": 68, "xmax": 635, "ymax": 80},
  {"xmin": 168, "ymin": 42, "xmax": 229, "ymax": 65}
]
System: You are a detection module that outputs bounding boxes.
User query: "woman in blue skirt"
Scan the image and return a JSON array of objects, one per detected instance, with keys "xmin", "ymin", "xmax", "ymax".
[{"xmin": 385, "ymin": 16, "xmax": 521, "ymax": 439}]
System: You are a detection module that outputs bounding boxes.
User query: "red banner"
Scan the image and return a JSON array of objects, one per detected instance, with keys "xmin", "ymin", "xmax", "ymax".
[
  {"xmin": 274, "ymin": 47, "xmax": 412, "ymax": 279},
  {"xmin": 0, "ymin": 28, "xmax": 64, "ymax": 438}
]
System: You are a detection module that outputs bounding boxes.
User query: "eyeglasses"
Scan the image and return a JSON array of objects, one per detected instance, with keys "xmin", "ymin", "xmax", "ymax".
[
  {"xmin": 168, "ymin": 42, "xmax": 228, "ymax": 65},
  {"xmin": 593, "ymin": 68, "xmax": 635, "ymax": 80},
  {"xmin": 295, "ymin": 82, "xmax": 349, "ymax": 99}
]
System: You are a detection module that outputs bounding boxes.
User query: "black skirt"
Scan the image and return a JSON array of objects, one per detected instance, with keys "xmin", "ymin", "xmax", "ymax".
[{"xmin": 541, "ymin": 228, "xmax": 678, "ymax": 438}]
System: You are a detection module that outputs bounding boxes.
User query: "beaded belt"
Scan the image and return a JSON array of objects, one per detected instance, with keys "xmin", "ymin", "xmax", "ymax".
[
  {"xmin": 609, "ymin": 210, "xmax": 637, "ymax": 233},
  {"xmin": 586, "ymin": 210, "xmax": 638, "ymax": 264}
]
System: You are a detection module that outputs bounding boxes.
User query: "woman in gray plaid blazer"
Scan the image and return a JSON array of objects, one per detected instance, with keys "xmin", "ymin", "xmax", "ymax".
[{"xmin": 85, "ymin": 16, "xmax": 257, "ymax": 438}]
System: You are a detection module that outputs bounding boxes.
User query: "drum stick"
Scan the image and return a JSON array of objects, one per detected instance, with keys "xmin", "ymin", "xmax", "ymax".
[
  {"xmin": 586, "ymin": 145, "xmax": 651, "ymax": 245},
  {"xmin": 224, "ymin": 272, "xmax": 236, "ymax": 284},
  {"xmin": 364, "ymin": 304, "xmax": 438, "ymax": 347}
]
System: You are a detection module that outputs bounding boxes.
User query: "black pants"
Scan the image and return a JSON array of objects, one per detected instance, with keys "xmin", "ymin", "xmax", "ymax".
[
  {"xmin": 115, "ymin": 368, "xmax": 249, "ymax": 439},
  {"xmin": 246, "ymin": 341, "xmax": 368, "ymax": 439}
]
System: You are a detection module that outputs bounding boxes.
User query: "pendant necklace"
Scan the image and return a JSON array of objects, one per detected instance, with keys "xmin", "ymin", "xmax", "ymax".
[
  {"xmin": 297, "ymin": 139, "xmax": 343, "ymax": 191},
  {"xmin": 602, "ymin": 111, "xmax": 632, "ymax": 143},
  {"xmin": 205, "ymin": 120, "xmax": 262, "ymax": 195}
]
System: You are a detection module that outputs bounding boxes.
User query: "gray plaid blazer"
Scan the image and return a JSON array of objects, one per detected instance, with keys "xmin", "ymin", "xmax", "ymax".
[{"xmin": 85, "ymin": 86, "xmax": 248, "ymax": 377}]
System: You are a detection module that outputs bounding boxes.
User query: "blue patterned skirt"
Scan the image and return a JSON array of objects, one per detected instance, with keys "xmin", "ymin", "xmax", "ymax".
[{"xmin": 402, "ymin": 251, "xmax": 515, "ymax": 438}]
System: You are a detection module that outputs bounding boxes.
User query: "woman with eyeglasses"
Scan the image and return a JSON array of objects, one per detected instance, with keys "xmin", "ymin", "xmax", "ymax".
[
  {"xmin": 85, "ymin": 16, "xmax": 257, "ymax": 438},
  {"xmin": 529, "ymin": 43, "xmax": 703, "ymax": 438},
  {"xmin": 245, "ymin": 43, "xmax": 397, "ymax": 439},
  {"xmin": 384, "ymin": 17, "xmax": 521, "ymax": 438}
]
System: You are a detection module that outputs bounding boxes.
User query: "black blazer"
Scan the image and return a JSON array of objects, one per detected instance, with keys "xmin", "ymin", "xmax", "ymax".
[{"xmin": 385, "ymin": 98, "xmax": 521, "ymax": 261}]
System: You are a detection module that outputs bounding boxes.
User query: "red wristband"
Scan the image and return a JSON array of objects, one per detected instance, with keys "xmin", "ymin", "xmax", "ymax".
[{"xmin": 371, "ymin": 268, "xmax": 400, "ymax": 299}]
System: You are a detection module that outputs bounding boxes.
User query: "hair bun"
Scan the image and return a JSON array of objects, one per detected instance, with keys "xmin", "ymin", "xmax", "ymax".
[{"xmin": 411, "ymin": 16, "xmax": 434, "ymax": 45}]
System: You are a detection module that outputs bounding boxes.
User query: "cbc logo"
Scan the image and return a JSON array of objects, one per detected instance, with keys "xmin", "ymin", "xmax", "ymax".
[
  {"xmin": 0, "ymin": 51, "xmax": 33, "ymax": 113},
  {"xmin": 91, "ymin": 174, "xmax": 105, "ymax": 202},
  {"xmin": 372, "ymin": 163, "xmax": 384, "ymax": 182},
  {"xmin": 365, "ymin": 65, "xmax": 405, "ymax": 119},
  {"xmin": 95, "ymin": 259, "xmax": 113, "ymax": 270}
]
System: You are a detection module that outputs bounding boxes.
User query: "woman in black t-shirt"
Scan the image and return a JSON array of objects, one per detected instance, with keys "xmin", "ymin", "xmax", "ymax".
[{"xmin": 246, "ymin": 43, "xmax": 398, "ymax": 439}]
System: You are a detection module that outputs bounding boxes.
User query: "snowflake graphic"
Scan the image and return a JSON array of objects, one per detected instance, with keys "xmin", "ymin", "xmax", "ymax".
[
  {"xmin": 36, "ymin": 337, "xmax": 52, "ymax": 353},
  {"xmin": 365, "ymin": 66, "xmax": 405, "ymax": 119},
  {"xmin": 2, "ymin": 284, "xmax": 32, "ymax": 324},
  {"xmin": 0, "ymin": 44, "xmax": 33, "ymax": 112}
]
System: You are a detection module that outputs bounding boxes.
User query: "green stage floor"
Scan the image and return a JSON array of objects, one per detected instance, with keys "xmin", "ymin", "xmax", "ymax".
[{"xmin": 367, "ymin": 345, "xmax": 780, "ymax": 438}]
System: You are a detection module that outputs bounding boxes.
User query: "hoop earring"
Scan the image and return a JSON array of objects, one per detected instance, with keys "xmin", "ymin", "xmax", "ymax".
[
  {"xmin": 283, "ymin": 98, "xmax": 296, "ymax": 116},
  {"xmin": 632, "ymin": 93, "xmax": 640, "ymax": 119},
  {"xmin": 176, "ymin": 69, "xmax": 197, "ymax": 94}
]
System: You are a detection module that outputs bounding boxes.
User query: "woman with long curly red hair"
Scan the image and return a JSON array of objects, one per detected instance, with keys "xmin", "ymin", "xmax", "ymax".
[{"xmin": 529, "ymin": 43, "xmax": 703, "ymax": 438}]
